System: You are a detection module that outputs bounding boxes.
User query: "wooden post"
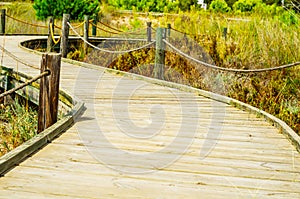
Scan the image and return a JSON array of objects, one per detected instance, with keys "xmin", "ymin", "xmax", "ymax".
[
  {"xmin": 92, "ymin": 15, "xmax": 97, "ymax": 37},
  {"xmin": 0, "ymin": 9, "xmax": 6, "ymax": 35},
  {"xmin": 47, "ymin": 17, "xmax": 54, "ymax": 52},
  {"xmin": 60, "ymin": 14, "xmax": 70, "ymax": 58},
  {"xmin": 147, "ymin": 22, "xmax": 152, "ymax": 42},
  {"xmin": 153, "ymin": 27, "xmax": 165, "ymax": 80},
  {"xmin": 167, "ymin": 23, "xmax": 171, "ymax": 38},
  {"xmin": 38, "ymin": 53, "xmax": 61, "ymax": 133},
  {"xmin": 3, "ymin": 67, "xmax": 12, "ymax": 105},
  {"xmin": 223, "ymin": 27, "xmax": 228, "ymax": 40},
  {"xmin": 84, "ymin": 15, "xmax": 89, "ymax": 55}
]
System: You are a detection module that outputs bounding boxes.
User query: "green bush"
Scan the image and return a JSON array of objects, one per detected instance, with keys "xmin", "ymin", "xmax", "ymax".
[
  {"xmin": 107, "ymin": 0, "xmax": 197, "ymax": 12},
  {"xmin": 209, "ymin": 0, "xmax": 231, "ymax": 13},
  {"xmin": 278, "ymin": 10, "xmax": 299, "ymax": 25},
  {"xmin": 33, "ymin": 0, "xmax": 100, "ymax": 20},
  {"xmin": 233, "ymin": 0, "xmax": 263, "ymax": 12}
]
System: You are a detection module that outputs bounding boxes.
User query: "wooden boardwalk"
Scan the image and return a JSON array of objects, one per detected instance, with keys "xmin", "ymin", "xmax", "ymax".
[{"xmin": 0, "ymin": 36, "xmax": 299, "ymax": 198}]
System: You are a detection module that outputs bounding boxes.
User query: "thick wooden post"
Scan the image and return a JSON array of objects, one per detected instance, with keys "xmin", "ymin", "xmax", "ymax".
[
  {"xmin": 38, "ymin": 53, "xmax": 61, "ymax": 133},
  {"xmin": 84, "ymin": 15, "xmax": 89, "ymax": 55},
  {"xmin": 147, "ymin": 22, "xmax": 152, "ymax": 42},
  {"xmin": 60, "ymin": 14, "xmax": 70, "ymax": 58},
  {"xmin": 92, "ymin": 15, "xmax": 97, "ymax": 37},
  {"xmin": 0, "ymin": 9, "xmax": 6, "ymax": 35},
  {"xmin": 153, "ymin": 28, "xmax": 165, "ymax": 80},
  {"xmin": 47, "ymin": 17, "xmax": 54, "ymax": 52}
]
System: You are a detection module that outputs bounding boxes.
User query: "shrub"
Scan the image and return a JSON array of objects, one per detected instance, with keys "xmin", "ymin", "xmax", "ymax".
[
  {"xmin": 233, "ymin": 0, "xmax": 263, "ymax": 13},
  {"xmin": 107, "ymin": 0, "xmax": 197, "ymax": 12},
  {"xmin": 33, "ymin": 0, "xmax": 100, "ymax": 20},
  {"xmin": 278, "ymin": 10, "xmax": 299, "ymax": 25},
  {"xmin": 209, "ymin": 0, "xmax": 231, "ymax": 13}
]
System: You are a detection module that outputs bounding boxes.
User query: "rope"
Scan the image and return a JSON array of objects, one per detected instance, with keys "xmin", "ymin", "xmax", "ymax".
[
  {"xmin": 70, "ymin": 21, "xmax": 86, "ymax": 29},
  {"xmin": 68, "ymin": 22, "xmax": 155, "ymax": 54},
  {"xmin": 0, "ymin": 45, "xmax": 40, "ymax": 70},
  {"xmin": 89, "ymin": 22, "xmax": 120, "ymax": 35},
  {"xmin": 163, "ymin": 39, "xmax": 300, "ymax": 73},
  {"xmin": 171, "ymin": 27, "xmax": 204, "ymax": 38},
  {"xmin": 50, "ymin": 23, "xmax": 61, "ymax": 44},
  {"xmin": 54, "ymin": 24, "xmax": 62, "ymax": 29},
  {"xmin": 99, "ymin": 21, "xmax": 123, "ymax": 33},
  {"xmin": 121, "ymin": 28, "xmax": 147, "ymax": 36},
  {"xmin": 6, "ymin": 15, "xmax": 48, "ymax": 29},
  {"xmin": 90, "ymin": 21, "xmax": 145, "ymax": 36},
  {"xmin": 0, "ymin": 71, "xmax": 50, "ymax": 99}
]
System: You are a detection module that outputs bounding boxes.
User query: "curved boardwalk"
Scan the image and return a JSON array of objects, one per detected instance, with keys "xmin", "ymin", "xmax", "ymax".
[{"xmin": 0, "ymin": 36, "xmax": 299, "ymax": 198}]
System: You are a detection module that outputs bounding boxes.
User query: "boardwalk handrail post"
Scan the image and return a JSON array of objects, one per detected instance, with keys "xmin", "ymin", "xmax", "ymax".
[
  {"xmin": 3, "ymin": 67, "xmax": 12, "ymax": 105},
  {"xmin": 92, "ymin": 14, "xmax": 97, "ymax": 37},
  {"xmin": 153, "ymin": 27, "xmax": 165, "ymax": 80},
  {"xmin": 38, "ymin": 53, "xmax": 62, "ymax": 133},
  {"xmin": 147, "ymin": 22, "xmax": 152, "ymax": 42},
  {"xmin": 167, "ymin": 23, "xmax": 171, "ymax": 38},
  {"xmin": 47, "ymin": 16, "xmax": 54, "ymax": 52},
  {"xmin": 223, "ymin": 27, "xmax": 228, "ymax": 40},
  {"xmin": 60, "ymin": 14, "xmax": 70, "ymax": 58},
  {"xmin": 0, "ymin": 9, "xmax": 6, "ymax": 35},
  {"xmin": 84, "ymin": 15, "xmax": 89, "ymax": 55}
]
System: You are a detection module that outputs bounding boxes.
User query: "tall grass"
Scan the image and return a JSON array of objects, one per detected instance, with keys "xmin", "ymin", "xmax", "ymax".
[{"xmin": 0, "ymin": 99, "xmax": 37, "ymax": 156}]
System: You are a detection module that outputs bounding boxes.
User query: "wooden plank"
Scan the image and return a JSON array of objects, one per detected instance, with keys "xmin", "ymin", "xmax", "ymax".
[{"xmin": 4, "ymin": 164, "xmax": 300, "ymax": 195}]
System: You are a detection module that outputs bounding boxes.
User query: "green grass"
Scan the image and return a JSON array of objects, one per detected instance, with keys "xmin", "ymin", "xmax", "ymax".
[{"xmin": 0, "ymin": 99, "xmax": 37, "ymax": 156}]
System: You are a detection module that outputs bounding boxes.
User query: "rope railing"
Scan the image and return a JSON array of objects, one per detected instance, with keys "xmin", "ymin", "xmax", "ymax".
[
  {"xmin": 99, "ymin": 21, "xmax": 123, "ymax": 33},
  {"xmin": 0, "ymin": 70, "xmax": 50, "ymax": 99},
  {"xmin": 89, "ymin": 22, "xmax": 120, "ymax": 35},
  {"xmin": 163, "ymin": 39, "xmax": 300, "ymax": 73},
  {"xmin": 90, "ymin": 21, "xmax": 146, "ymax": 36},
  {"xmin": 0, "ymin": 45, "xmax": 40, "ymax": 70},
  {"xmin": 70, "ymin": 20, "xmax": 86, "ymax": 29},
  {"xmin": 6, "ymin": 14, "xmax": 48, "ymax": 29},
  {"xmin": 170, "ymin": 27, "xmax": 205, "ymax": 38},
  {"xmin": 54, "ymin": 24, "xmax": 62, "ymax": 29},
  {"xmin": 50, "ymin": 23, "xmax": 61, "ymax": 44},
  {"xmin": 121, "ymin": 27, "xmax": 146, "ymax": 36},
  {"xmin": 68, "ymin": 22, "xmax": 155, "ymax": 54}
]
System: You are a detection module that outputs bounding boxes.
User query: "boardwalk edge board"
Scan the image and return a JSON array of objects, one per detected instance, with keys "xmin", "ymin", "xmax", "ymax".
[
  {"xmin": 0, "ymin": 69, "xmax": 85, "ymax": 176},
  {"xmin": 18, "ymin": 38, "xmax": 300, "ymax": 153}
]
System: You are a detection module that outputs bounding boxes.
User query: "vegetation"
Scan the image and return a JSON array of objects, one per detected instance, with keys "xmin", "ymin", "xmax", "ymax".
[
  {"xmin": 209, "ymin": 0, "xmax": 231, "ymax": 13},
  {"xmin": 105, "ymin": 0, "xmax": 199, "ymax": 12},
  {"xmin": 0, "ymin": 99, "xmax": 38, "ymax": 156},
  {"xmin": 33, "ymin": 0, "xmax": 100, "ymax": 20}
]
